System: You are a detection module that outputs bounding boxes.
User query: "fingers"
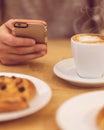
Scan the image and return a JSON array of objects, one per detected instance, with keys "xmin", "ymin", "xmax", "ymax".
[
  {"xmin": 10, "ymin": 44, "xmax": 47, "ymax": 55},
  {"xmin": 0, "ymin": 42, "xmax": 47, "ymax": 65},
  {"xmin": 0, "ymin": 19, "xmax": 47, "ymax": 65},
  {"xmin": 0, "ymin": 30, "xmax": 36, "ymax": 47},
  {"xmin": 0, "ymin": 51, "xmax": 46, "ymax": 65},
  {"xmin": 3, "ymin": 35, "xmax": 36, "ymax": 47},
  {"xmin": 0, "ymin": 19, "xmax": 36, "ymax": 47},
  {"xmin": 0, "ymin": 42, "xmax": 47, "ymax": 55},
  {"xmin": 4, "ymin": 19, "xmax": 15, "ymax": 31}
]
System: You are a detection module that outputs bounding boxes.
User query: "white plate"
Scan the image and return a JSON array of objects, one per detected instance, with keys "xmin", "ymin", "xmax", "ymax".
[
  {"xmin": 53, "ymin": 58, "xmax": 104, "ymax": 87},
  {"xmin": 56, "ymin": 91, "xmax": 104, "ymax": 130},
  {"xmin": 0, "ymin": 72, "xmax": 52, "ymax": 122}
]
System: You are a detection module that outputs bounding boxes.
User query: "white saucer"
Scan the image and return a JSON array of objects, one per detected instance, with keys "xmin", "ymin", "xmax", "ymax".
[
  {"xmin": 53, "ymin": 58, "xmax": 104, "ymax": 87},
  {"xmin": 56, "ymin": 91, "xmax": 104, "ymax": 130},
  {"xmin": 0, "ymin": 72, "xmax": 52, "ymax": 122}
]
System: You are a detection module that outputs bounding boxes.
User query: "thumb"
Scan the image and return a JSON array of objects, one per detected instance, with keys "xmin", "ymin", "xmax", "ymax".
[{"xmin": 4, "ymin": 19, "xmax": 17, "ymax": 31}]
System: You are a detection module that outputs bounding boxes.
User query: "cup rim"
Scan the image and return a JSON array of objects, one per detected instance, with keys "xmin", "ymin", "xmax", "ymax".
[{"xmin": 71, "ymin": 33, "xmax": 104, "ymax": 44}]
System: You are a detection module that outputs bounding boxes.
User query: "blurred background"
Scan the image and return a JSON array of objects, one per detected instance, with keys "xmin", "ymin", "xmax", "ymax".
[{"xmin": 0, "ymin": 0, "xmax": 103, "ymax": 38}]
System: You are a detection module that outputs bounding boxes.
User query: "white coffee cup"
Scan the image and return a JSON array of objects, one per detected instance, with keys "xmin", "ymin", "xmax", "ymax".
[{"xmin": 71, "ymin": 33, "xmax": 104, "ymax": 78}]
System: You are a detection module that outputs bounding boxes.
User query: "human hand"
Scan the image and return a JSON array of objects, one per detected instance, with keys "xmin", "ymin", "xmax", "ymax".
[{"xmin": 0, "ymin": 19, "xmax": 47, "ymax": 65}]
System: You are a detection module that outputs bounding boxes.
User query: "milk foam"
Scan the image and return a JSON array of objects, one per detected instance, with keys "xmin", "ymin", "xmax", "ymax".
[
  {"xmin": 72, "ymin": 34, "xmax": 104, "ymax": 43},
  {"xmin": 79, "ymin": 36, "xmax": 101, "ymax": 42}
]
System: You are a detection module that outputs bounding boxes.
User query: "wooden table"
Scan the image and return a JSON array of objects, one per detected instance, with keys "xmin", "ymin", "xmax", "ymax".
[{"xmin": 0, "ymin": 39, "xmax": 104, "ymax": 130}]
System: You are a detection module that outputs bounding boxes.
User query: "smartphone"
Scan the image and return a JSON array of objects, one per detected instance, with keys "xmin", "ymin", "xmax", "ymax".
[{"xmin": 12, "ymin": 19, "xmax": 47, "ymax": 43}]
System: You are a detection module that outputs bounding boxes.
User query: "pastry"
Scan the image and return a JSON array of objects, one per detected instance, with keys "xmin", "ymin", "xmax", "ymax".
[
  {"xmin": 0, "ymin": 75, "xmax": 36, "ymax": 112},
  {"xmin": 96, "ymin": 107, "xmax": 104, "ymax": 130}
]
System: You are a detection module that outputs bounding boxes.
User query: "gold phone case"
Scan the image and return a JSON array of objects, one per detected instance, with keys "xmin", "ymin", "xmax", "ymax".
[{"xmin": 12, "ymin": 19, "xmax": 47, "ymax": 43}]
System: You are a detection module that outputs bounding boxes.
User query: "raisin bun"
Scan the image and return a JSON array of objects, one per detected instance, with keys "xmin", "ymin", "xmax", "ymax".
[
  {"xmin": 0, "ymin": 76, "xmax": 36, "ymax": 112},
  {"xmin": 96, "ymin": 107, "xmax": 104, "ymax": 130}
]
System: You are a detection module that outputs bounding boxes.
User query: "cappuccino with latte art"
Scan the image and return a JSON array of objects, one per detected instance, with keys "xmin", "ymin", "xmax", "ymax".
[
  {"xmin": 72, "ymin": 34, "xmax": 104, "ymax": 44},
  {"xmin": 71, "ymin": 33, "xmax": 104, "ymax": 78}
]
